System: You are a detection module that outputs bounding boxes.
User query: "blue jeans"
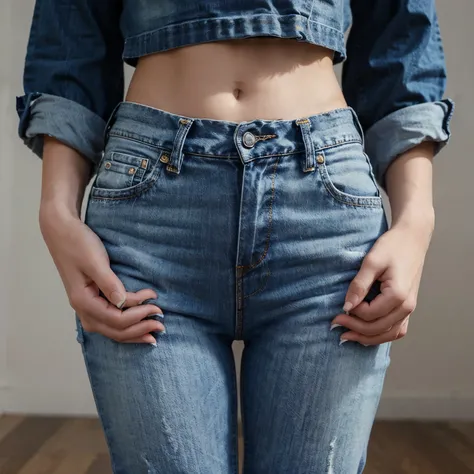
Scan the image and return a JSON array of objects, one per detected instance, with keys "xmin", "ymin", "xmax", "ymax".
[{"xmin": 77, "ymin": 101, "xmax": 391, "ymax": 474}]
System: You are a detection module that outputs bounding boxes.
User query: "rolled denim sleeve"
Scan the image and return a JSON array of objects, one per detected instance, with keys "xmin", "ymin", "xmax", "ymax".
[
  {"xmin": 342, "ymin": 0, "xmax": 454, "ymax": 191},
  {"xmin": 17, "ymin": 0, "xmax": 124, "ymax": 173}
]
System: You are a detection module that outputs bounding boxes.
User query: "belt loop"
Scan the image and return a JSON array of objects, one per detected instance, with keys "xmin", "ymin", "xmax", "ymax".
[
  {"xmin": 295, "ymin": 118, "xmax": 316, "ymax": 173},
  {"xmin": 167, "ymin": 117, "xmax": 194, "ymax": 174},
  {"xmin": 349, "ymin": 107, "xmax": 365, "ymax": 149}
]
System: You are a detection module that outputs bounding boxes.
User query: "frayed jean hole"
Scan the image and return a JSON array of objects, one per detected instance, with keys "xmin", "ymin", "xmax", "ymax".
[{"xmin": 326, "ymin": 436, "xmax": 337, "ymax": 474}]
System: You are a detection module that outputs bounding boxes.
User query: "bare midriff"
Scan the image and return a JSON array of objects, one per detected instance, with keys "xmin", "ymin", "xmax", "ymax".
[{"xmin": 125, "ymin": 38, "xmax": 347, "ymax": 122}]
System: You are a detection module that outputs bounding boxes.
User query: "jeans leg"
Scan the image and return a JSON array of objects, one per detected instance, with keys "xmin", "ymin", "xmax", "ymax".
[
  {"xmin": 80, "ymin": 146, "xmax": 242, "ymax": 473},
  {"xmin": 238, "ymin": 147, "xmax": 391, "ymax": 473},
  {"xmin": 240, "ymin": 317, "xmax": 391, "ymax": 474},
  {"xmin": 77, "ymin": 310, "xmax": 238, "ymax": 474}
]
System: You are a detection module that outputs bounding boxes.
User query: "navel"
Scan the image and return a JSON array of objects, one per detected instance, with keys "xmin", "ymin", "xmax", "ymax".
[{"xmin": 233, "ymin": 88, "xmax": 242, "ymax": 100}]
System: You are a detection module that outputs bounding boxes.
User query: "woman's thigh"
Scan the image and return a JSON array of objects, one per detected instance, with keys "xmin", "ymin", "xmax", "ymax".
[
  {"xmin": 239, "ymin": 142, "xmax": 391, "ymax": 473},
  {"xmin": 240, "ymin": 321, "xmax": 390, "ymax": 473},
  {"xmin": 77, "ymin": 310, "xmax": 238, "ymax": 474},
  {"xmin": 78, "ymin": 134, "xmax": 244, "ymax": 473}
]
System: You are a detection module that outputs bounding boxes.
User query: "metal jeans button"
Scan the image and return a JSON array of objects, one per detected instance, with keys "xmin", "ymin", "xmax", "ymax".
[{"xmin": 242, "ymin": 131, "xmax": 257, "ymax": 148}]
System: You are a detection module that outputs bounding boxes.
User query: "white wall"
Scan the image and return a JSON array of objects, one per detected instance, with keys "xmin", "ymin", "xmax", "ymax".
[
  {"xmin": 0, "ymin": 0, "xmax": 13, "ymax": 409},
  {"xmin": 376, "ymin": 0, "xmax": 474, "ymax": 419},
  {"xmin": 1, "ymin": 1, "xmax": 472, "ymax": 418}
]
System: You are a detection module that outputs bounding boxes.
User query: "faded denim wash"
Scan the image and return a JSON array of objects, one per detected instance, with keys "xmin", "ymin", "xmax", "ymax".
[
  {"xmin": 76, "ymin": 101, "xmax": 391, "ymax": 473},
  {"xmin": 17, "ymin": 0, "xmax": 453, "ymax": 190}
]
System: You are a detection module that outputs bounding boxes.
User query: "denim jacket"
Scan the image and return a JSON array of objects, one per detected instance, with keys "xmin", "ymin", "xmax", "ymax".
[{"xmin": 17, "ymin": 0, "xmax": 454, "ymax": 189}]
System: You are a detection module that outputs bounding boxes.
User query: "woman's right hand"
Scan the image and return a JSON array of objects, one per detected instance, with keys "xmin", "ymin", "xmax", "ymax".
[{"xmin": 39, "ymin": 205, "xmax": 165, "ymax": 345}]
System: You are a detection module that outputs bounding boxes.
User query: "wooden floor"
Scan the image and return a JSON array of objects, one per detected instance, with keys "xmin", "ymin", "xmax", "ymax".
[{"xmin": 0, "ymin": 416, "xmax": 473, "ymax": 473}]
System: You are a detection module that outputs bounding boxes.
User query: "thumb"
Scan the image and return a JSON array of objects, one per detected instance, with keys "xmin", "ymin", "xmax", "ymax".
[
  {"xmin": 92, "ymin": 266, "xmax": 127, "ymax": 309},
  {"xmin": 344, "ymin": 257, "xmax": 381, "ymax": 313}
]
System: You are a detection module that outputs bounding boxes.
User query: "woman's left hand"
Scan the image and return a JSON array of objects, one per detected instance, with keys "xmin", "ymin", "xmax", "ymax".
[{"xmin": 331, "ymin": 220, "xmax": 434, "ymax": 346}]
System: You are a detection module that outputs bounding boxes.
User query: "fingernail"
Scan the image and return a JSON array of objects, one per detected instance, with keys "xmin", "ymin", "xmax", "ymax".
[
  {"xmin": 343, "ymin": 302, "xmax": 353, "ymax": 313},
  {"xmin": 158, "ymin": 328, "xmax": 166, "ymax": 335},
  {"xmin": 330, "ymin": 323, "xmax": 342, "ymax": 331},
  {"xmin": 361, "ymin": 343, "xmax": 370, "ymax": 347},
  {"xmin": 151, "ymin": 312, "xmax": 164, "ymax": 319},
  {"xmin": 150, "ymin": 342, "xmax": 158, "ymax": 347},
  {"xmin": 111, "ymin": 291, "xmax": 126, "ymax": 309},
  {"xmin": 339, "ymin": 338, "xmax": 349, "ymax": 346}
]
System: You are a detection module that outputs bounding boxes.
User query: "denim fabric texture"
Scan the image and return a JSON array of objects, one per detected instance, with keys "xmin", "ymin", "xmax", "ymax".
[
  {"xmin": 17, "ymin": 0, "xmax": 453, "ymax": 189},
  {"xmin": 75, "ymin": 101, "xmax": 391, "ymax": 473}
]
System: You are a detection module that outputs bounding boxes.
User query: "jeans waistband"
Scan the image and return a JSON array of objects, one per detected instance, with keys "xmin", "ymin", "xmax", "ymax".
[{"xmin": 105, "ymin": 101, "xmax": 364, "ymax": 162}]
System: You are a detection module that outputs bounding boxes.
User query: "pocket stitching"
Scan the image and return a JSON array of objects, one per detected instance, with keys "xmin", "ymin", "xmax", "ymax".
[
  {"xmin": 96, "ymin": 159, "xmax": 136, "ymax": 188},
  {"xmin": 317, "ymin": 151, "xmax": 382, "ymax": 209},
  {"xmin": 91, "ymin": 153, "xmax": 165, "ymax": 201},
  {"xmin": 111, "ymin": 151, "xmax": 148, "ymax": 168}
]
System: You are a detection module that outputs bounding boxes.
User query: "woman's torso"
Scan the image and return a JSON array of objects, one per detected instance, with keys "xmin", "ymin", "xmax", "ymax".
[{"xmin": 126, "ymin": 38, "xmax": 347, "ymax": 121}]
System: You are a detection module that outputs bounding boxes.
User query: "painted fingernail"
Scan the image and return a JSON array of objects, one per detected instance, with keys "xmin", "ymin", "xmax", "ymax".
[
  {"xmin": 158, "ymin": 328, "xmax": 166, "ymax": 335},
  {"xmin": 111, "ymin": 291, "xmax": 126, "ymax": 309},
  {"xmin": 361, "ymin": 343, "xmax": 370, "ymax": 347},
  {"xmin": 150, "ymin": 342, "xmax": 158, "ymax": 347},
  {"xmin": 343, "ymin": 302, "xmax": 353, "ymax": 313},
  {"xmin": 151, "ymin": 312, "xmax": 164, "ymax": 319},
  {"xmin": 339, "ymin": 338, "xmax": 349, "ymax": 346},
  {"xmin": 330, "ymin": 323, "xmax": 342, "ymax": 331}
]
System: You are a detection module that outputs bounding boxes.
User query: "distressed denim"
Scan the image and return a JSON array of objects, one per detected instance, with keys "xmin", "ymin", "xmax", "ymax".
[
  {"xmin": 17, "ymin": 0, "xmax": 454, "ymax": 190},
  {"xmin": 76, "ymin": 102, "xmax": 391, "ymax": 474}
]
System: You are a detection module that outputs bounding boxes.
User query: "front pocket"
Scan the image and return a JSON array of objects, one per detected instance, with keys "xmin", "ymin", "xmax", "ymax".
[
  {"xmin": 94, "ymin": 152, "xmax": 153, "ymax": 190},
  {"xmin": 90, "ymin": 136, "xmax": 168, "ymax": 201},
  {"xmin": 317, "ymin": 141, "xmax": 382, "ymax": 209}
]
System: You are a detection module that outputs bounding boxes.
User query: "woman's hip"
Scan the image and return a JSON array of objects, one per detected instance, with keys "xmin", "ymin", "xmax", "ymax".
[{"xmin": 83, "ymin": 101, "xmax": 388, "ymax": 337}]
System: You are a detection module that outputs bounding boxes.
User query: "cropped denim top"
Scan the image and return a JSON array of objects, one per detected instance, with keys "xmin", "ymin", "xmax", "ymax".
[{"xmin": 17, "ymin": 0, "xmax": 454, "ymax": 189}]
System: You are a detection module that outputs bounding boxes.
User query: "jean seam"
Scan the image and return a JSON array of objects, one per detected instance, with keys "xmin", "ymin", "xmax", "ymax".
[
  {"xmin": 362, "ymin": 151, "xmax": 382, "ymax": 198},
  {"xmin": 109, "ymin": 130, "xmax": 171, "ymax": 150},
  {"xmin": 90, "ymin": 161, "xmax": 164, "ymax": 201},
  {"xmin": 79, "ymin": 339, "xmax": 119, "ymax": 473},
  {"xmin": 98, "ymin": 158, "xmax": 140, "ymax": 189},
  {"xmin": 243, "ymin": 268, "xmax": 271, "ymax": 299},
  {"xmin": 236, "ymin": 155, "xmax": 280, "ymax": 272},
  {"xmin": 318, "ymin": 159, "xmax": 383, "ymax": 209},
  {"xmin": 315, "ymin": 137, "xmax": 361, "ymax": 152}
]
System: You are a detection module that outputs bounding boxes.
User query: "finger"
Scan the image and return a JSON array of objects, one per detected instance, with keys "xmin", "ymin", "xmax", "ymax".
[
  {"xmin": 91, "ymin": 266, "xmax": 128, "ymax": 309},
  {"xmin": 123, "ymin": 334, "xmax": 157, "ymax": 345},
  {"xmin": 350, "ymin": 283, "xmax": 411, "ymax": 322},
  {"xmin": 97, "ymin": 303, "xmax": 164, "ymax": 330},
  {"xmin": 79, "ymin": 289, "xmax": 164, "ymax": 330},
  {"xmin": 331, "ymin": 303, "xmax": 408, "ymax": 336},
  {"xmin": 394, "ymin": 317, "xmax": 410, "ymax": 339},
  {"xmin": 121, "ymin": 289, "xmax": 158, "ymax": 309},
  {"xmin": 78, "ymin": 313, "xmax": 163, "ymax": 339},
  {"xmin": 110, "ymin": 304, "xmax": 165, "ymax": 330},
  {"xmin": 93, "ymin": 319, "xmax": 164, "ymax": 343},
  {"xmin": 344, "ymin": 256, "xmax": 383, "ymax": 313},
  {"xmin": 340, "ymin": 320, "xmax": 408, "ymax": 346}
]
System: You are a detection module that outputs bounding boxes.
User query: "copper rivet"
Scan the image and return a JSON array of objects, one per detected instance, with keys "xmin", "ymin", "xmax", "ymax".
[
  {"xmin": 166, "ymin": 164, "xmax": 178, "ymax": 172},
  {"xmin": 141, "ymin": 159, "xmax": 148, "ymax": 169},
  {"xmin": 104, "ymin": 161, "xmax": 111, "ymax": 169},
  {"xmin": 160, "ymin": 154, "xmax": 170, "ymax": 163},
  {"xmin": 316, "ymin": 155, "xmax": 325, "ymax": 164},
  {"xmin": 128, "ymin": 167, "xmax": 136, "ymax": 175},
  {"xmin": 179, "ymin": 118, "xmax": 189, "ymax": 125}
]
